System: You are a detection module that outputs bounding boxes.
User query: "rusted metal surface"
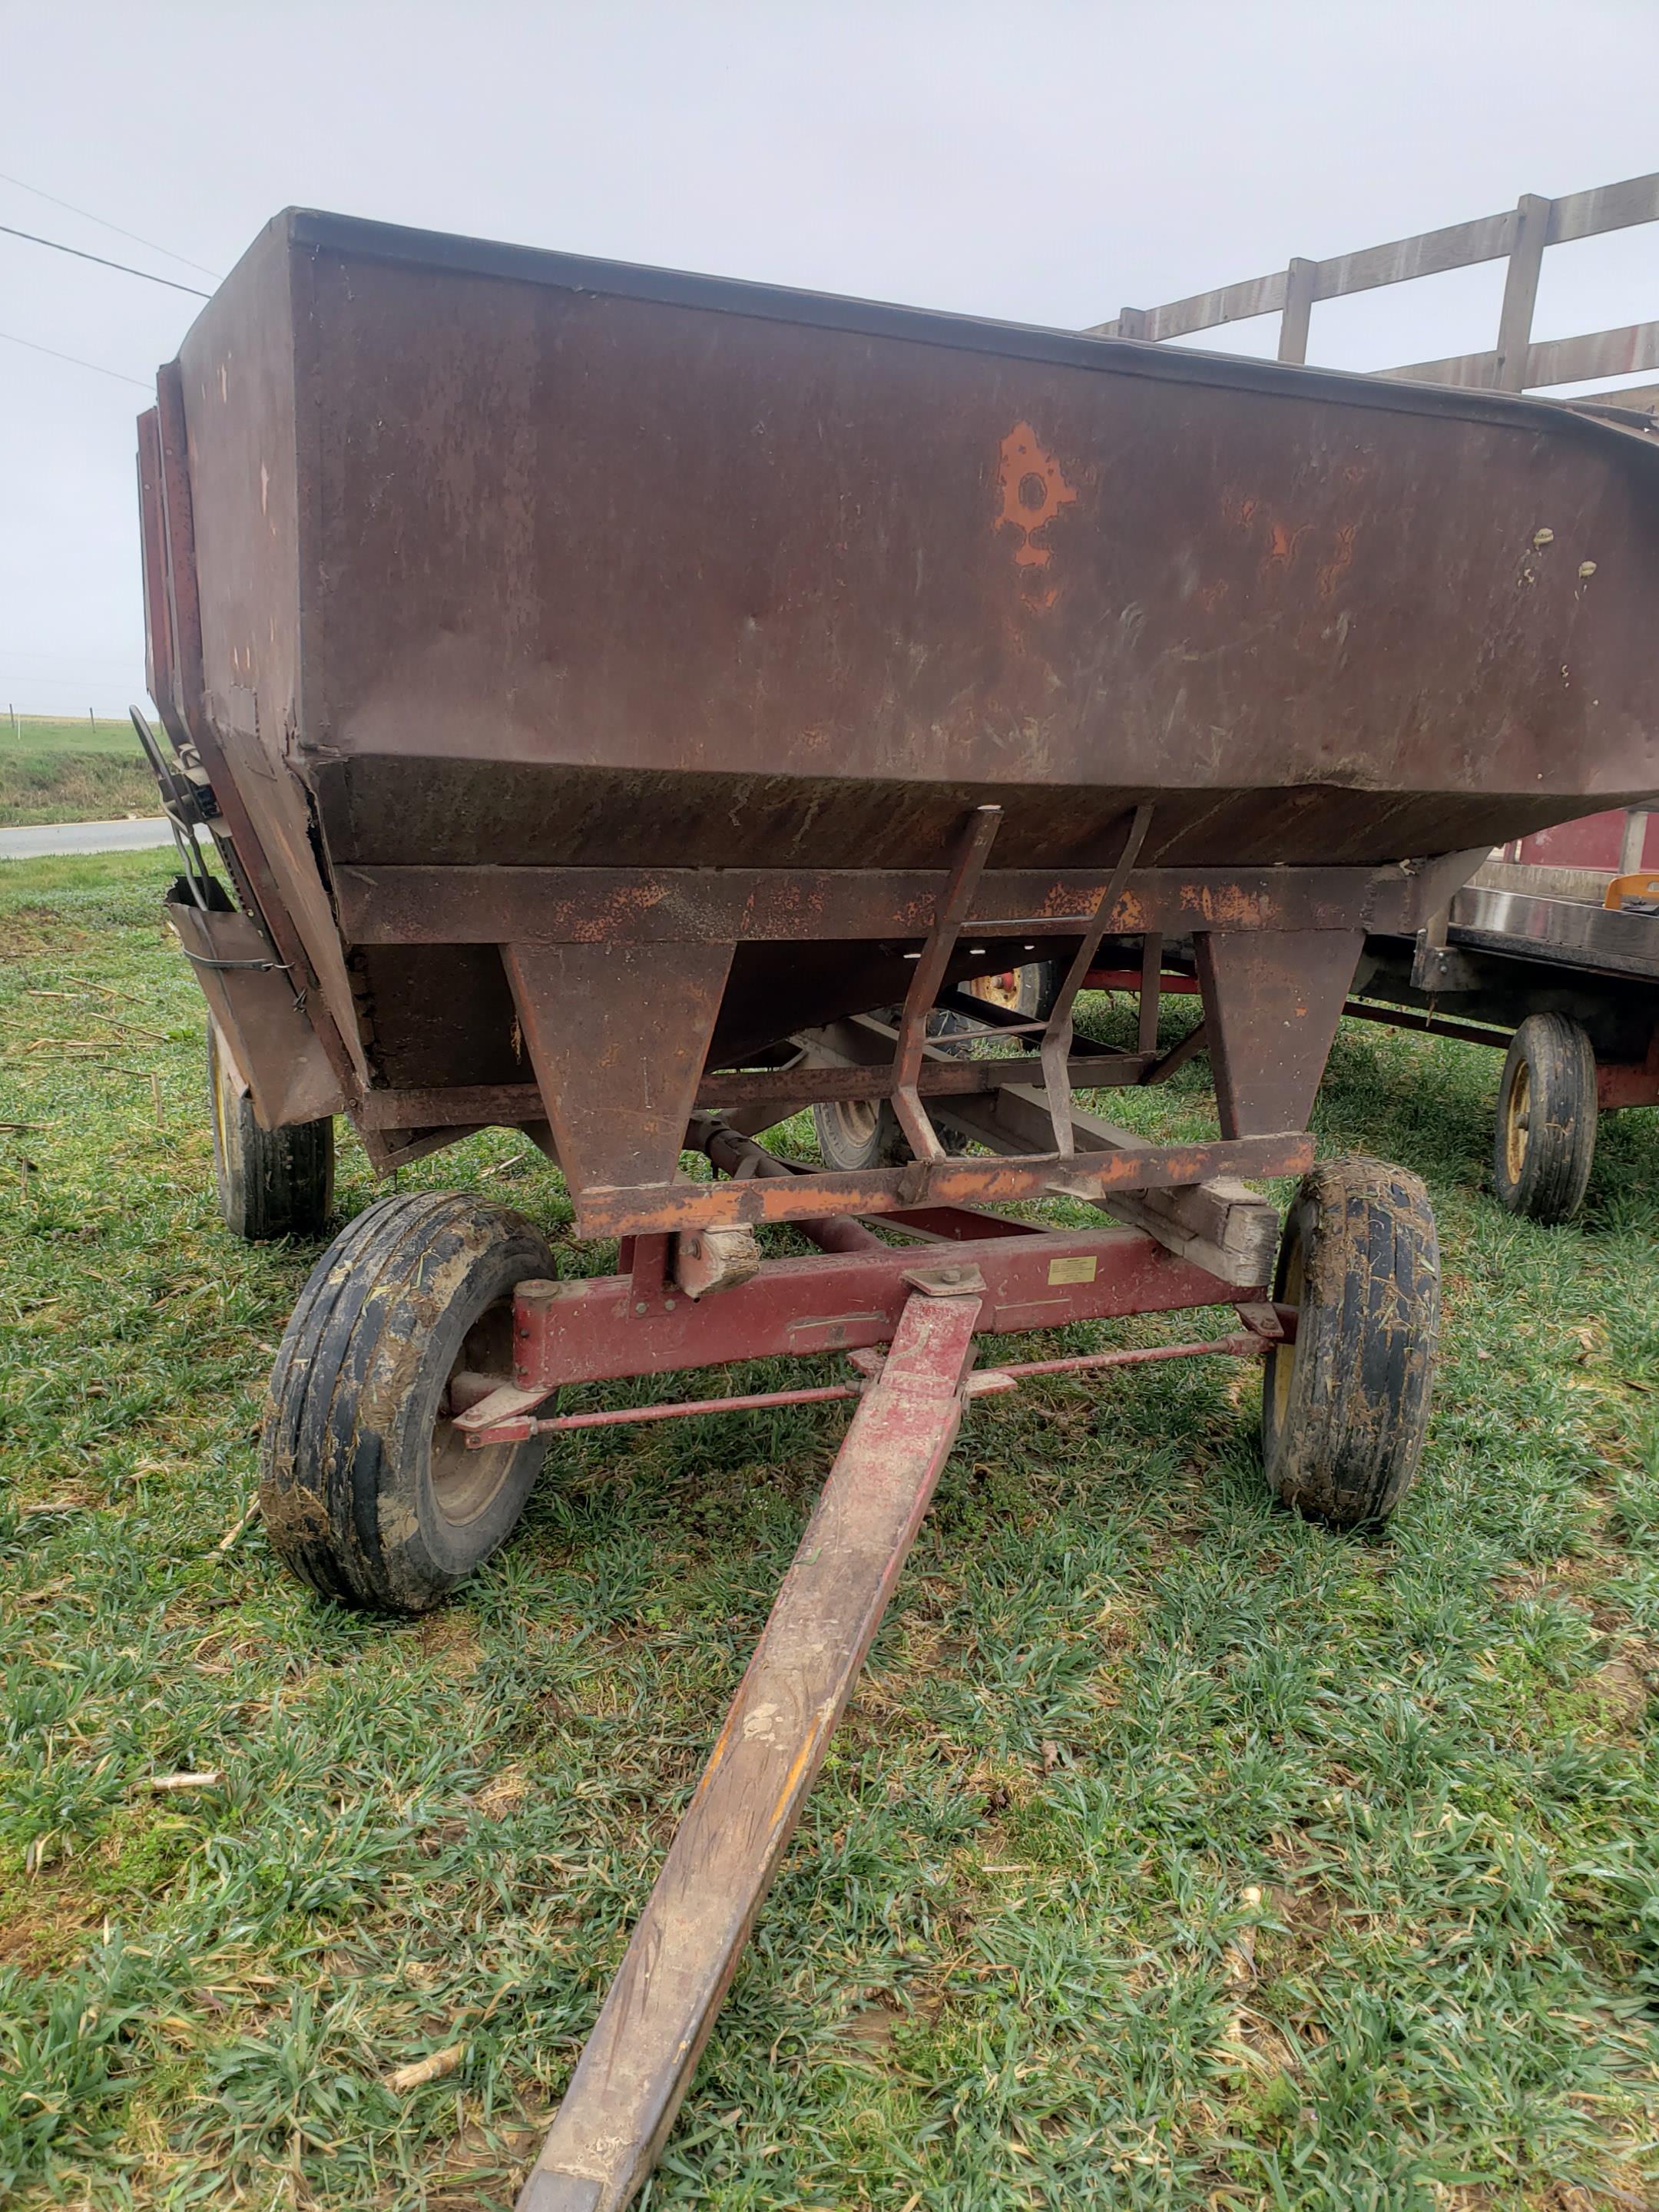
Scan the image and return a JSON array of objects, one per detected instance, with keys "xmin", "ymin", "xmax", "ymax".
[
  {"xmin": 166, "ymin": 895, "xmax": 344, "ymax": 1128},
  {"xmin": 568, "ymin": 1129, "xmax": 1309, "ymax": 1240},
  {"xmin": 329, "ymin": 856, "xmax": 1495, "ymax": 949},
  {"xmin": 461, "ymin": 1319, "xmax": 1273, "ymax": 1450},
  {"xmin": 480, "ymin": 1220, "xmax": 1250, "ymax": 1400},
  {"xmin": 1597, "ymin": 1028, "xmax": 1659, "ymax": 1111},
  {"xmin": 503, "ymin": 940, "xmax": 734, "ymax": 1201},
  {"xmin": 139, "ymin": 205, "xmax": 1659, "ymax": 1229},
  {"xmin": 1193, "ymin": 928, "xmax": 1366, "ymax": 1139},
  {"xmin": 514, "ymin": 1285, "xmax": 982, "ymax": 2212},
  {"xmin": 888, "ymin": 805, "xmax": 1005, "ymax": 1161},
  {"xmin": 180, "ymin": 207, "xmax": 1659, "ymax": 884},
  {"xmin": 1038, "ymin": 803, "xmax": 1155, "ymax": 1152}
]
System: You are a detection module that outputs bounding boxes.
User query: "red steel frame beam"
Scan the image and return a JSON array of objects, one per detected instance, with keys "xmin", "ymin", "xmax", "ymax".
[{"xmin": 465, "ymin": 1221, "xmax": 1258, "ymax": 1408}]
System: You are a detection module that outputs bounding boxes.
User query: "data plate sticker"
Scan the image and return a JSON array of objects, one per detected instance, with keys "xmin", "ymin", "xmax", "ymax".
[{"xmin": 1047, "ymin": 1255, "xmax": 1098, "ymax": 1285}]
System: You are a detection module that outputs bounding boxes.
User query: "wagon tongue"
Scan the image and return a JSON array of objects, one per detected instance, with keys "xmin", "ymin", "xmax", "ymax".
[{"xmin": 515, "ymin": 1274, "xmax": 985, "ymax": 2212}]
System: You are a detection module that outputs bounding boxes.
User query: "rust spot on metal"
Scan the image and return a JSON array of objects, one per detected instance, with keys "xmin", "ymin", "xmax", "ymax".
[{"xmin": 995, "ymin": 423, "xmax": 1077, "ymax": 583}]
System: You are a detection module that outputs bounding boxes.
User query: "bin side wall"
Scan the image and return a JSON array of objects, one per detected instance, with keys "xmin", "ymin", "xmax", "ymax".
[{"xmin": 265, "ymin": 240, "xmax": 1659, "ymax": 872}]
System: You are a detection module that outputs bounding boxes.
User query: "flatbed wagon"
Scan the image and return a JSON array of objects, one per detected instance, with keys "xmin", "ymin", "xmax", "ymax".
[
  {"xmin": 133, "ymin": 207, "xmax": 1659, "ymax": 2210},
  {"xmin": 1349, "ymin": 822, "xmax": 1659, "ymax": 1220}
]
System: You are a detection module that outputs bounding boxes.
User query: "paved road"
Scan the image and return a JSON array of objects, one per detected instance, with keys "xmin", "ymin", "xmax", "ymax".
[{"xmin": 0, "ymin": 816, "xmax": 178, "ymax": 859}]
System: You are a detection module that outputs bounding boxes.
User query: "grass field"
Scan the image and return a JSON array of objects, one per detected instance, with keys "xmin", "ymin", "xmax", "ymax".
[
  {"xmin": 0, "ymin": 718, "xmax": 157, "ymax": 827},
  {"xmin": 3, "ymin": 849, "xmax": 1657, "ymax": 2210}
]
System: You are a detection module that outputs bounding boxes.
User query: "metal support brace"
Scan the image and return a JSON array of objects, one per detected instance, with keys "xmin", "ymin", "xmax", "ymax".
[
  {"xmin": 1038, "ymin": 803, "xmax": 1154, "ymax": 1153},
  {"xmin": 889, "ymin": 806, "xmax": 1002, "ymax": 1162},
  {"xmin": 515, "ymin": 1283, "xmax": 984, "ymax": 2212}
]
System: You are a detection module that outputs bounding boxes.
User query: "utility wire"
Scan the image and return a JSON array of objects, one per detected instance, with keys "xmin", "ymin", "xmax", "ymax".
[
  {"xmin": 0, "ymin": 168, "xmax": 221, "ymax": 280},
  {"xmin": 0, "ymin": 328, "xmax": 151, "ymax": 389},
  {"xmin": 0, "ymin": 222, "xmax": 211, "ymax": 298}
]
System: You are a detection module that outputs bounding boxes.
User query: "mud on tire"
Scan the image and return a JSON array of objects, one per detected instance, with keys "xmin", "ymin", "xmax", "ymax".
[
  {"xmin": 1262, "ymin": 1156, "xmax": 1439, "ymax": 1531},
  {"xmin": 260, "ymin": 1190, "xmax": 556, "ymax": 1612}
]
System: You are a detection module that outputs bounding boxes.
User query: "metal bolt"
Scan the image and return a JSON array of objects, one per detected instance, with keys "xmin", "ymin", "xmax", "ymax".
[{"xmin": 634, "ymin": 1301, "xmax": 649, "ymax": 1316}]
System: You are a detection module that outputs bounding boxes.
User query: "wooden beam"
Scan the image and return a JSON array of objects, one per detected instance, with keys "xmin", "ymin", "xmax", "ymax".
[
  {"xmin": 1277, "ymin": 258, "xmax": 1317, "ymax": 364},
  {"xmin": 1547, "ymin": 171, "xmax": 1659, "ymax": 247},
  {"xmin": 1525, "ymin": 320, "xmax": 1659, "ymax": 389},
  {"xmin": 1081, "ymin": 172, "xmax": 1659, "ymax": 365},
  {"xmin": 1382, "ymin": 322, "xmax": 1659, "ymax": 395},
  {"xmin": 1494, "ymin": 194, "xmax": 1551, "ymax": 392}
]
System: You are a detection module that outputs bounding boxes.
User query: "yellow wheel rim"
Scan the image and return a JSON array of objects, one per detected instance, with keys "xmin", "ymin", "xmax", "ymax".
[
  {"xmin": 967, "ymin": 970, "xmax": 1024, "ymax": 1014},
  {"xmin": 1502, "ymin": 1060, "xmax": 1532, "ymax": 1187},
  {"xmin": 1270, "ymin": 1233, "xmax": 1305, "ymax": 1439}
]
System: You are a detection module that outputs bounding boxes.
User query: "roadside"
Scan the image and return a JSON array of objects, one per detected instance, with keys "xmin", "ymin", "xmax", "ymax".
[
  {"xmin": 0, "ymin": 816, "xmax": 172, "ymax": 859},
  {"xmin": 0, "ymin": 714, "xmax": 157, "ymax": 827}
]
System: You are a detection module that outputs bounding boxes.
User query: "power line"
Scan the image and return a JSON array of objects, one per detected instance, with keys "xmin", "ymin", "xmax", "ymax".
[
  {"xmin": 0, "ymin": 222, "xmax": 211, "ymax": 299},
  {"xmin": 0, "ymin": 169, "xmax": 221, "ymax": 280},
  {"xmin": 0, "ymin": 329, "xmax": 151, "ymax": 389}
]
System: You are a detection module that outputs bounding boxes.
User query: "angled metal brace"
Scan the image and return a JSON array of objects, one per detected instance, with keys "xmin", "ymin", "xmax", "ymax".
[
  {"xmin": 888, "ymin": 805, "xmax": 1003, "ymax": 1163},
  {"xmin": 1038, "ymin": 803, "xmax": 1154, "ymax": 1152}
]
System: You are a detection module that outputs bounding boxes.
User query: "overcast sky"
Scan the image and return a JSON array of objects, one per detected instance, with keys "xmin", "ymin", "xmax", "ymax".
[{"xmin": 2, "ymin": 0, "xmax": 1654, "ymax": 716}]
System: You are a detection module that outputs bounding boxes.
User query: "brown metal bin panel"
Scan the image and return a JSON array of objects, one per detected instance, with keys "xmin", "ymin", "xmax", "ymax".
[
  {"xmin": 229, "ymin": 210, "xmax": 1659, "ymax": 879},
  {"xmin": 174, "ymin": 217, "xmax": 303, "ymax": 791},
  {"xmin": 167, "ymin": 896, "xmax": 345, "ymax": 1129},
  {"xmin": 173, "ymin": 220, "xmax": 371, "ymax": 1083}
]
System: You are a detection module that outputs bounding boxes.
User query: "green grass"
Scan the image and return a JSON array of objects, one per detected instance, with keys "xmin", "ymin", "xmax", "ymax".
[
  {"xmin": 2, "ymin": 848, "xmax": 1657, "ymax": 2209},
  {"xmin": 0, "ymin": 719, "xmax": 157, "ymax": 827}
]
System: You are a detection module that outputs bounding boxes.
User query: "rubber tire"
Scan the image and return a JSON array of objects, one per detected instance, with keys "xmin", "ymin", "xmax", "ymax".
[
  {"xmin": 209, "ymin": 1020, "xmax": 334, "ymax": 1240},
  {"xmin": 811, "ymin": 1011, "xmax": 978, "ymax": 1169},
  {"xmin": 1262, "ymin": 1157, "xmax": 1439, "ymax": 1531},
  {"xmin": 812, "ymin": 1094, "xmax": 912, "ymax": 1172},
  {"xmin": 260, "ymin": 1190, "xmax": 556, "ymax": 1612},
  {"xmin": 962, "ymin": 963, "xmax": 1060, "ymax": 1024},
  {"xmin": 1492, "ymin": 1013, "xmax": 1598, "ymax": 1224}
]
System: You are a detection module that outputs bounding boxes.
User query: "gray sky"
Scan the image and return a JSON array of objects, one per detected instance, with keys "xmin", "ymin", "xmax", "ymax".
[{"xmin": 2, "ymin": 0, "xmax": 1654, "ymax": 715}]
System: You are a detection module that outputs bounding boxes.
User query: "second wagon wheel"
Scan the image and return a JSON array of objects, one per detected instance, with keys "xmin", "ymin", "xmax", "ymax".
[
  {"xmin": 1492, "ymin": 1012, "xmax": 1599, "ymax": 1224},
  {"xmin": 260, "ymin": 1191, "xmax": 557, "ymax": 1612},
  {"xmin": 811, "ymin": 986, "xmax": 1042, "ymax": 1170},
  {"xmin": 207, "ymin": 1018, "xmax": 334, "ymax": 1240},
  {"xmin": 1262, "ymin": 1157, "xmax": 1439, "ymax": 1529}
]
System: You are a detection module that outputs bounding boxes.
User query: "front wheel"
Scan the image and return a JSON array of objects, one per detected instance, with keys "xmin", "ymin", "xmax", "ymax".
[
  {"xmin": 260, "ymin": 1191, "xmax": 556, "ymax": 1612},
  {"xmin": 1262, "ymin": 1157, "xmax": 1439, "ymax": 1531},
  {"xmin": 1492, "ymin": 1013, "xmax": 1598, "ymax": 1224}
]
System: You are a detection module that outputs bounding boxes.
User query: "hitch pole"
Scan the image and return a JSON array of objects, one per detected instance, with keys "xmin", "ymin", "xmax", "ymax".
[{"xmin": 516, "ymin": 1283, "xmax": 983, "ymax": 2212}]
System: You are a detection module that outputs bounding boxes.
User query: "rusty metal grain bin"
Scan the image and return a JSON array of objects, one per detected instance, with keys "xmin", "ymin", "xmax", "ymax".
[
  {"xmin": 139, "ymin": 207, "xmax": 1659, "ymax": 1222},
  {"xmin": 160, "ymin": 208, "xmax": 1659, "ymax": 868}
]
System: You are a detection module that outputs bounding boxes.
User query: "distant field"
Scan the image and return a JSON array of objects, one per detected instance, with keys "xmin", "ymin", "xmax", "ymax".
[{"xmin": 0, "ymin": 717, "xmax": 157, "ymax": 827}]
